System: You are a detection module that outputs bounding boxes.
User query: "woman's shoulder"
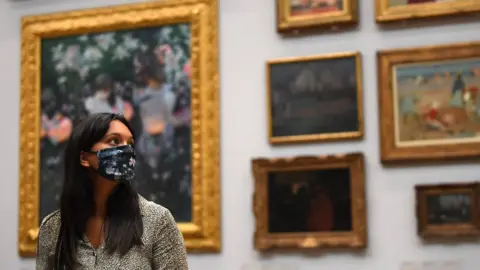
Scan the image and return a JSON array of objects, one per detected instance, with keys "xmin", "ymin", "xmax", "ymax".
[
  {"xmin": 40, "ymin": 210, "xmax": 61, "ymax": 229},
  {"xmin": 138, "ymin": 196, "xmax": 170, "ymax": 219},
  {"xmin": 38, "ymin": 210, "xmax": 61, "ymax": 249}
]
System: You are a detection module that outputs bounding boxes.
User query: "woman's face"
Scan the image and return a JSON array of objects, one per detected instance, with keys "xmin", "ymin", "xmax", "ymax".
[{"xmin": 80, "ymin": 120, "xmax": 134, "ymax": 170}]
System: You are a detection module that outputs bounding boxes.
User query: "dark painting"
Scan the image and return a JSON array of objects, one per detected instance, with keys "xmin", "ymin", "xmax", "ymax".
[
  {"xmin": 39, "ymin": 24, "xmax": 193, "ymax": 224},
  {"xmin": 267, "ymin": 168, "xmax": 352, "ymax": 233},
  {"xmin": 426, "ymin": 193, "xmax": 472, "ymax": 225},
  {"xmin": 269, "ymin": 55, "xmax": 359, "ymax": 139}
]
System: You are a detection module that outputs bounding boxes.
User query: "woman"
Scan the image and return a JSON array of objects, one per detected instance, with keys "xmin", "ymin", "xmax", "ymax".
[{"xmin": 36, "ymin": 113, "xmax": 188, "ymax": 269}]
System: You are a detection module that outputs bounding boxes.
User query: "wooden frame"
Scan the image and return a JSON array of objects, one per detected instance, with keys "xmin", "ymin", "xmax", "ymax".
[
  {"xmin": 276, "ymin": 0, "xmax": 358, "ymax": 33},
  {"xmin": 19, "ymin": 0, "xmax": 220, "ymax": 256},
  {"xmin": 416, "ymin": 182, "xmax": 480, "ymax": 239},
  {"xmin": 267, "ymin": 51, "xmax": 364, "ymax": 145},
  {"xmin": 378, "ymin": 42, "xmax": 480, "ymax": 164},
  {"xmin": 375, "ymin": 0, "xmax": 480, "ymax": 23},
  {"xmin": 252, "ymin": 153, "xmax": 367, "ymax": 251}
]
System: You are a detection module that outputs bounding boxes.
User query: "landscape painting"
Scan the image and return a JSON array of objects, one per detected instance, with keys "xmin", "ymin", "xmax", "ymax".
[
  {"xmin": 39, "ymin": 24, "xmax": 193, "ymax": 223},
  {"xmin": 290, "ymin": 0, "xmax": 344, "ymax": 16},
  {"xmin": 415, "ymin": 183, "xmax": 480, "ymax": 239},
  {"xmin": 394, "ymin": 58, "xmax": 480, "ymax": 147},
  {"xmin": 267, "ymin": 52, "xmax": 363, "ymax": 144},
  {"xmin": 268, "ymin": 169, "xmax": 352, "ymax": 233},
  {"xmin": 426, "ymin": 193, "xmax": 472, "ymax": 225}
]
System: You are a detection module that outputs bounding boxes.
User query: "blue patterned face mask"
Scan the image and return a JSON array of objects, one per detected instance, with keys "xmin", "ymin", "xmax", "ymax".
[{"xmin": 90, "ymin": 144, "xmax": 136, "ymax": 183}]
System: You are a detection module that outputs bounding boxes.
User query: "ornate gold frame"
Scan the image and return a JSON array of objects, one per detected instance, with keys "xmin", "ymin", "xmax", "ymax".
[
  {"xmin": 19, "ymin": 0, "xmax": 220, "ymax": 256},
  {"xmin": 378, "ymin": 42, "xmax": 480, "ymax": 164},
  {"xmin": 266, "ymin": 52, "xmax": 364, "ymax": 145},
  {"xmin": 415, "ymin": 182, "xmax": 480, "ymax": 239},
  {"xmin": 252, "ymin": 153, "xmax": 367, "ymax": 251},
  {"xmin": 277, "ymin": 0, "xmax": 358, "ymax": 33},
  {"xmin": 375, "ymin": 0, "xmax": 480, "ymax": 22}
]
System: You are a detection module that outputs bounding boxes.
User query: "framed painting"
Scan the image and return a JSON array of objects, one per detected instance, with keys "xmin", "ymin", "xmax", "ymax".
[
  {"xmin": 267, "ymin": 52, "xmax": 363, "ymax": 145},
  {"xmin": 19, "ymin": 0, "xmax": 220, "ymax": 256},
  {"xmin": 252, "ymin": 153, "xmax": 367, "ymax": 251},
  {"xmin": 378, "ymin": 42, "xmax": 480, "ymax": 164},
  {"xmin": 376, "ymin": 0, "xmax": 480, "ymax": 22},
  {"xmin": 276, "ymin": 0, "xmax": 358, "ymax": 33},
  {"xmin": 416, "ymin": 182, "xmax": 480, "ymax": 239}
]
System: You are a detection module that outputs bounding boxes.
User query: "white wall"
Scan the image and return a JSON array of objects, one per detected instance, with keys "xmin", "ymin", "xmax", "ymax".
[{"xmin": 1, "ymin": 0, "xmax": 480, "ymax": 269}]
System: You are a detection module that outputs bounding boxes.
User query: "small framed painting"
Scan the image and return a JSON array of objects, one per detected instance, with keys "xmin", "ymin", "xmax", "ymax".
[
  {"xmin": 267, "ymin": 52, "xmax": 363, "ymax": 145},
  {"xmin": 416, "ymin": 183, "xmax": 480, "ymax": 239},
  {"xmin": 277, "ymin": 0, "xmax": 358, "ymax": 33},
  {"xmin": 378, "ymin": 42, "xmax": 480, "ymax": 164},
  {"xmin": 376, "ymin": 0, "xmax": 480, "ymax": 23},
  {"xmin": 252, "ymin": 153, "xmax": 367, "ymax": 251}
]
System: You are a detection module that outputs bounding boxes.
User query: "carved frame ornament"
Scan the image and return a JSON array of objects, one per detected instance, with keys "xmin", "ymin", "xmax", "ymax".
[{"xmin": 19, "ymin": 0, "xmax": 220, "ymax": 256}]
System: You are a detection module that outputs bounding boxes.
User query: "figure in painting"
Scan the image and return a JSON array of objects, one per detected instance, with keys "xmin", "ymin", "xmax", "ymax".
[
  {"xmin": 267, "ymin": 169, "xmax": 352, "ymax": 234},
  {"xmin": 84, "ymin": 74, "xmax": 134, "ymax": 120},
  {"xmin": 395, "ymin": 60, "xmax": 480, "ymax": 144}
]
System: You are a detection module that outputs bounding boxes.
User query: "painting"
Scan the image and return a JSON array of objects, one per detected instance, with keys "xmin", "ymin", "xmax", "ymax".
[
  {"xmin": 290, "ymin": 0, "xmax": 343, "ymax": 16},
  {"xmin": 378, "ymin": 42, "xmax": 480, "ymax": 163},
  {"xmin": 267, "ymin": 52, "xmax": 363, "ymax": 145},
  {"xmin": 416, "ymin": 183, "xmax": 480, "ymax": 239},
  {"xmin": 19, "ymin": 0, "xmax": 220, "ymax": 256},
  {"xmin": 376, "ymin": 0, "xmax": 480, "ymax": 22},
  {"xmin": 277, "ymin": 0, "xmax": 357, "ymax": 33},
  {"xmin": 252, "ymin": 153, "xmax": 366, "ymax": 251}
]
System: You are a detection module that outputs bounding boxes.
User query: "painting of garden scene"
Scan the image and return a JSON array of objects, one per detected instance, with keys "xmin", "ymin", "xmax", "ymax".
[
  {"xmin": 394, "ymin": 58, "xmax": 480, "ymax": 146},
  {"xmin": 39, "ymin": 24, "xmax": 193, "ymax": 223}
]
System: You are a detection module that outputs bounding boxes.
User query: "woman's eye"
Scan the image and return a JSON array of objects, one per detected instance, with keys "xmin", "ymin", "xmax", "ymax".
[{"xmin": 108, "ymin": 138, "xmax": 120, "ymax": 145}]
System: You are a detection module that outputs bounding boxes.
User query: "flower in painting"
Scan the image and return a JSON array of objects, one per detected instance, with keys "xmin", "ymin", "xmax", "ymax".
[
  {"xmin": 183, "ymin": 60, "xmax": 191, "ymax": 78},
  {"xmin": 94, "ymin": 33, "xmax": 116, "ymax": 51},
  {"xmin": 51, "ymin": 44, "xmax": 64, "ymax": 62},
  {"xmin": 154, "ymin": 44, "xmax": 173, "ymax": 64},
  {"xmin": 63, "ymin": 45, "xmax": 81, "ymax": 70},
  {"xmin": 122, "ymin": 34, "xmax": 140, "ymax": 51},
  {"xmin": 83, "ymin": 46, "xmax": 103, "ymax": 62},
  {"xmin": 112, "ymin": 45, "xmax": 130, "ymax": 61}
]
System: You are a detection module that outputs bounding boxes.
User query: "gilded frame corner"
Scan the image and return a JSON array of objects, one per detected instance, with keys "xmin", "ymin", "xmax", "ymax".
[
  {"xmin": 276, "ymin": 0, "xmax": 358, "ymax": 33},
  {"xmin": 266, "ymin": 51, "xmax": 364, "ymax": 145},
  {"xmin": 415, "ymin": 182, "xmax": 480, "ymax": 239},
  {"xmin": 252, "ymin": 153, "xmax": 367, "ymax": 251},
  {"xmin": 375, "ymin": 0, "xmax": 480, "ymax": 23},
  {"xmin": 377, "ymin": 42, "xmax": 480, "ymax": 165},
  {"xmin": 19, "ymin": 0, "xmax": 220, "ymax": 256}
]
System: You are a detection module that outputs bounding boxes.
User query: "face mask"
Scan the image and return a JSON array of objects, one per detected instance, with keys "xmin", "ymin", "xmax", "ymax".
[{"xmin": 90, "ymin": 144, "xmax": 136, "ymax": 183}]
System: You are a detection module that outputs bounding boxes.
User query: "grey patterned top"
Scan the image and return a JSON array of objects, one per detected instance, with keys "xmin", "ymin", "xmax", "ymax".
[{"xmin": 36, "ymin": 196, "xmax": 189, "ymax": 269}]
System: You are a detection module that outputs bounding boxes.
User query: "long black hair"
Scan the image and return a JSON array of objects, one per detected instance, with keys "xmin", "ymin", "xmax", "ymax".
[{"xmin": 53, "ymin": 113, "xmax": 143, "ymax": 269}]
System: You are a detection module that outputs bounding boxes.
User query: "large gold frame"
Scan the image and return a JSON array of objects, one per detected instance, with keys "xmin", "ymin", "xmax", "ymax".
[
  {"xmin": 266, "ymin": 52, "xmax": 364, "ymax": 145},
  {"xmin": 19, "ymin": 0, "xmax": 220, "ymax": 256},
  {"xmin": 276, "ymin": 0, "xmax": 358, "ymax": 33},
  {"xmin": 376, "ymin": 0, "xmax": 480, "ymax": 22},
  {"xmin": 252, "ymin": 153, "xmax": 367, "ymax": 251},
  {"xmin": 378, "ymin": 42, "xmax": 480, "ymax": 164}
]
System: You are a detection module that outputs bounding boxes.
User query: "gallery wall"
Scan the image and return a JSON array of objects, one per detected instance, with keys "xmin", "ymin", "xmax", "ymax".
[{"xmin": 1, "ymin": 0, "xmax": 480, "ymax": 269}]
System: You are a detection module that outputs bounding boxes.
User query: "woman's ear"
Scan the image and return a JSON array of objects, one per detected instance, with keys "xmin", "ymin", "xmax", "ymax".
[{"xmin": 79, "ymin": 151, "xmax": 91, "ymax": 168}]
